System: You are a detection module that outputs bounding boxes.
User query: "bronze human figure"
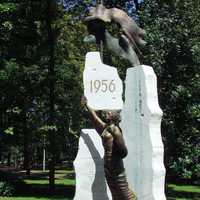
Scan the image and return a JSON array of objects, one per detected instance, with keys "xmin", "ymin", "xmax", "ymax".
[{"xmin": 82, "ymin": 97, "xmax": 137, "ymax": 200}]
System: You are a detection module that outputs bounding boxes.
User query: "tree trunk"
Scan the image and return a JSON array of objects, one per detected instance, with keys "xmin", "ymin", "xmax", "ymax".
[
  {"xmin": 7, "ymin": 150, "xmax": 11, "ymax": 166},
  {"xmin": 46, "ymin": 0, "xmax": 56, "ymax": 193},
  {"xmin": 23, "ymin": 110, "xmax": 30, "ymax": 175},
  {"xmin": 43, "ymin": 135, "xmax": 46, "ymax": 172}
]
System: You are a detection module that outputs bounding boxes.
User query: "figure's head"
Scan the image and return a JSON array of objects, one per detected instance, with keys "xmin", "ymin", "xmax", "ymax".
[{"xmin": 101, "ymin": 110, "xmax": 121, "ymax": 125}]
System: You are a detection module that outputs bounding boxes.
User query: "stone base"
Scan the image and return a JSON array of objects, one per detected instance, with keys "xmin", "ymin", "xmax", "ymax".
[{"xmin": 73, "ymin": 129, "xmax": 112, "ymax": 200}]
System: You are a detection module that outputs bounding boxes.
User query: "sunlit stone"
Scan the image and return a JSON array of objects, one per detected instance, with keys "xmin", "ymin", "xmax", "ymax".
[{"xmin": 83, "ymin": 52, "xmax": 123, "ymax": 110}]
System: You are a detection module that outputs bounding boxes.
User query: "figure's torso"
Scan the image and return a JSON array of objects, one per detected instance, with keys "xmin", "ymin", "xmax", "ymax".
[
  {"xmin": 101, "ymin": 125, "xmax": 136, "ymax": 200},
  {"xmin": 101, "ymin": 125, "xmax": 125, "ymax": 175}
]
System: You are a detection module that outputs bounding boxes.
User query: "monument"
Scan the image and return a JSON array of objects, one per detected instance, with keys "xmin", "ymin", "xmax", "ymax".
[{"xmin": 74, "ymin": 4, "xmax": 166, "ymax": 200}]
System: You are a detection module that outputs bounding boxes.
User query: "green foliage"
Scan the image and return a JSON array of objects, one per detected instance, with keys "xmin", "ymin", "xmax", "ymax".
[
  {"xmin": 140, "ymin": 0, "xmax": 200, "ymax": 182},
  {"xmin": 0, "ymin": 181, "xmax": 15, "ymax": 196},
  {"xmin": 39, "ymin": 125, "xmax": 58, "ymax": 132},
  {"xmin": 0, "ymin": 0, "xmax": 199, "ymax": 185},
  {"xmin": 0, "ymin": 0, "xmax": 87, "ymax": 172},
  {"xmin": 0, "ymin": 3, "xmax": 16, "ymax": 13},
  {"xmin": 4, "ymin": 127, "xmax": 14, "ymax": 135}
]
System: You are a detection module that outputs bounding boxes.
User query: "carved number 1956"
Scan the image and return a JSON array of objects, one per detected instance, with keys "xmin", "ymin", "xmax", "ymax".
[{"xmin": 90, "ymin": 80, "xmax": 116, "ymax": 93}]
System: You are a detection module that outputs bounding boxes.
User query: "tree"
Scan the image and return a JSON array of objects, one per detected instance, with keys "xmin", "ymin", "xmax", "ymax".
[
  {"xmin": 1, "ymin": 0, "xmax": 90, "ymax": 192},
  {"xmin": 139, "ymin": 0, "xmax": 200, "ymax": 182}
]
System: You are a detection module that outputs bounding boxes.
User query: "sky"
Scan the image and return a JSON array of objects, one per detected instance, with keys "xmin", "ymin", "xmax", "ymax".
[
  {"xmin": 57, "ymin": 0, "xmax": 143, "ymax": 12},
  {"xmin": 57, "ymin": 0, "xmax": 142, "ymax": 22}
]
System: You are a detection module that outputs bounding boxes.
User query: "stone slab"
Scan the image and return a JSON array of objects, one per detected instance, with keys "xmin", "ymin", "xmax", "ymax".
[
  {"xmin": 121, "ymin": 65, "xmax": 166, "ymax": 200},
  {"xmin": 73, "ymin": 129, "xmax": 112, "ymax": 200},
  {"xmin": 83, "ymin": 52, "xmax": 123, "ymax": 110}
]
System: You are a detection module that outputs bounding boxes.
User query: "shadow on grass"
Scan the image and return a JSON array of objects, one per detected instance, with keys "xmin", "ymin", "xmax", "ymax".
[
  {"xmin": 14, "ymin": 181, "xmax": 75, "ymax": 199},
  {"xmin": 15, "ymin": 170, "xmax": 75, "ymax": 181},
  {"xmin": 19, "ymin": 174, "xmax": 49, "ymax": 181},
  {"xmin": 166, "ymin": 185, "xmax": 200, "ymax": 200},
  {"xmin": 1, "ymin": 169, "xmax": 75, "ymax": 199},
  {"xmin": 63, "ymin": 174, "xmax": 75, "ymax": 179}
]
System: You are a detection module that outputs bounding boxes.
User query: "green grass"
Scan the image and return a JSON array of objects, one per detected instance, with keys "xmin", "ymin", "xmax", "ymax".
[
  {"xmin": 0, "ymin": 198, "xmax": 72, "ymax": 200},
  {"xmin": 19, "ymin": 169, "xmax": 75, "ymax": 186},
  {"xmin": 1, "ymin": 169, "xmax": 200, "ymax": 200},
  {"xmin": 168, "ymin": 184, "xmax": 200, "ymax": 193},
  {"xmin": 2, "ymin": 183, "xmax": 200, "ymax": 200},
  {"xmin": 166, "ymin": 183, "xmax": 200, "ymax": 200},
  {"xmin": 23, "ymin": 178, "xmax": 75, "ymax": 186},
  {"xmin": 0, "ymin": 169, "xmax": 75, "ymax": 200}
]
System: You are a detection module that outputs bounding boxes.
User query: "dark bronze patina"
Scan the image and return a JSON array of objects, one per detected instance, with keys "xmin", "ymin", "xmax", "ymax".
[
  {"xmin": 84, "ymin": 5, "xmax": 146, "ymax": 67},
  {"xmin": 85, "ymin": 4, "xmax": 146, "ymax": 50},
  {"xmin": 82, "ymin": 98, "xmax": 137, "ymax": 200}
]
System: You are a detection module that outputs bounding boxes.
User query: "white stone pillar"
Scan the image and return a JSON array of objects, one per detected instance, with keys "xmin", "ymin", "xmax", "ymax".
[
  {"xmin": 121, "ymin": 65, "xmax": 166, "ymax": 200},
  {"xmin": 73, "ymin": 129, "xmax": 112, "ymax": 200}
]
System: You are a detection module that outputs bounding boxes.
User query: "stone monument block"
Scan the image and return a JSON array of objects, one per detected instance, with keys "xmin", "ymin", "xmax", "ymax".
[
  {"xmin": 83, "ymin": 51, "xmax": 123, "ymax": 110},
  {"xmin": 73, "ymin": 129, "xmax": 112, "ymax": 200},
  {"xmin": 121, "ymin": 65, "xmax": 166, "ymax": 200},
  {"xmin": 75, "ymin": 52, "xmax": 166, "ymax": 200}
]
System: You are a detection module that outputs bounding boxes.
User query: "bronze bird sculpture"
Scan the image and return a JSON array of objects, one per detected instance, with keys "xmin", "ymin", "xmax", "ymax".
[{"xmin": 85, "ymin": 4, "xmax": 146, "ymax": 66}]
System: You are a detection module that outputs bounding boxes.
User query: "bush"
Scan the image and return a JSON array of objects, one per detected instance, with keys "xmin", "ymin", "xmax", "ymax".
[{"xmin": 0, "ymin": 181, "xmax": 15, "ymax": 196}]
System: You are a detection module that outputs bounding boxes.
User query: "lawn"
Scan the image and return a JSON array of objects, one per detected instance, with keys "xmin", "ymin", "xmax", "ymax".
[
  {"xmin": 1, "ymin": 169, "xmax": 200, "ymax": 200},
  {"xmin": 166, "ymin": 183, "xmax": 200, "ymax": 200},
  {"xmin": 0, "ymin": 198, "xmax": 72, "ymax": 200},
  {"xmin": 0, "ymin": 169, "xmax": 75, "ymax": 200}
]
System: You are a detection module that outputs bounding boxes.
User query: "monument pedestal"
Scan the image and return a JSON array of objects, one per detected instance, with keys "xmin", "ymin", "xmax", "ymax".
[
  {"xmin": 121, "ymin": 65, "xmax": 166, "ymax": 200},
  {"xmin": 74, "ymin": 129, "xmax": 112, "ymax": 200}
]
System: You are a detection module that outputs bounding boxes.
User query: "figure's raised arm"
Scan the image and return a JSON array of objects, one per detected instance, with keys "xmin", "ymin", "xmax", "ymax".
[{"xmin": 81, "ymin": 96, "xmax": 106, "ymax": 135}]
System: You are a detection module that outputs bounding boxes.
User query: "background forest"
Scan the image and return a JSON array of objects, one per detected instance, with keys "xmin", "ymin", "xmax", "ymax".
[{"xmin": 0, "ymin": 0, "xmax": 199, "ymax": 198}]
